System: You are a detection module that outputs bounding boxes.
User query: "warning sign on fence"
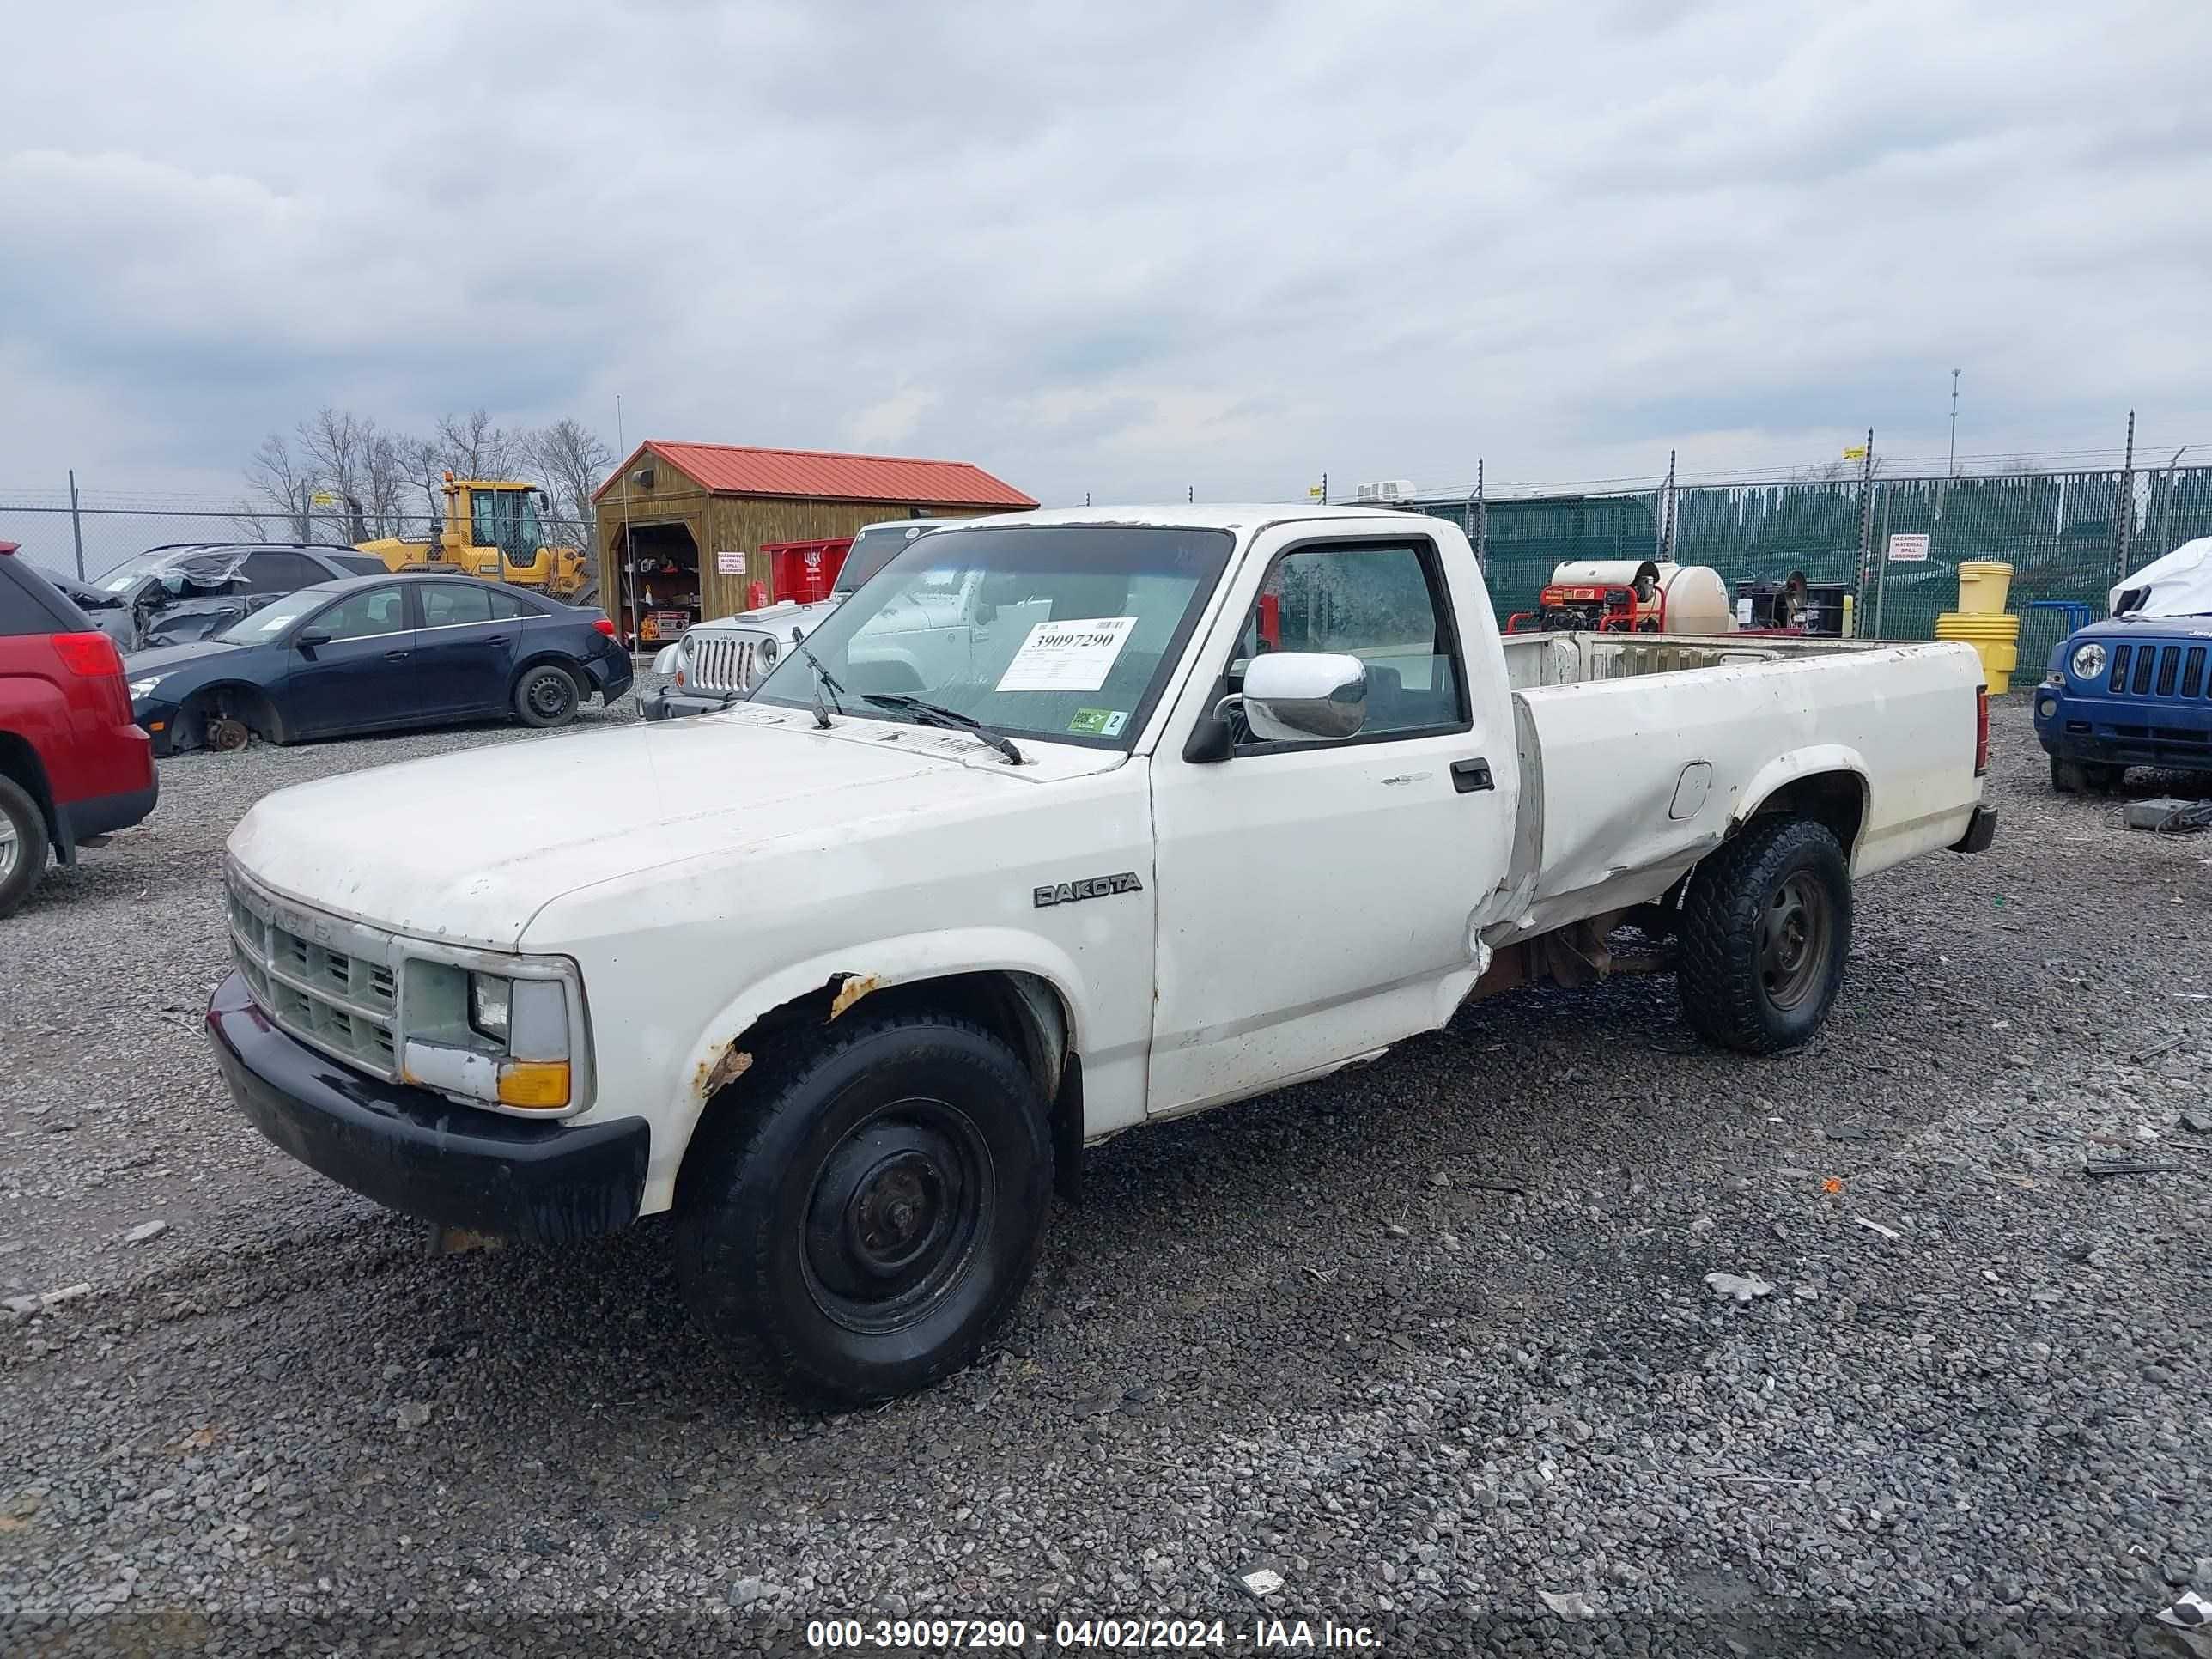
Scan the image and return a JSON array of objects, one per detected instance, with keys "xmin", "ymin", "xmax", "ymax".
[
  {"xmin": 715, "ymin": 550, "xmax": 746, "ymax": 574},
  {"xmin": 1887, "ymin": 533, "xmax": 1930, "ymax": 563}
]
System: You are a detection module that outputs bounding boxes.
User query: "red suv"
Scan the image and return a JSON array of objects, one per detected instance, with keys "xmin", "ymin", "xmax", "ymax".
[{"xmin": 0, "ymin": 542, "xmax": 158, "ymax": 916}]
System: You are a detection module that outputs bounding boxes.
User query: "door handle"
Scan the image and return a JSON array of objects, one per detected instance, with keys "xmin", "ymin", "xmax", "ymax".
[
  {"xmin": 1451, "ymin": 757, "xmax": 1494, "ymax": 793},
  {"xmin": 385, "ymin": 649, "xmax": 412, "ymax": 660}
]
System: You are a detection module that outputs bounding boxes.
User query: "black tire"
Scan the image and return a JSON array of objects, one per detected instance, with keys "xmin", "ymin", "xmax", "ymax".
[
  {"xmin": 1677, "ymin": 816, "xmax": 1852, "ymax": 1055},
  {"xmin": 2083, "ymin": 762, "xmax": 2124, "ymax": 794},
  {"xmin": 2051, "ymin": 757, "xmax": 2086, "ymax": 794},
  {"xmin": 513, "ymin": 663, "xmax": 581, "ymax": 728},
  {"xmin": 675, "ymin": 1012, "xmax": 1053, "ymax": 1407},
  {"xmin": 572, "ymin": 581, "xmax": 599, "ymax": 609},
  {"xmin": 0, "ymin": 774, "xmax": 49, "ymax": 919}
]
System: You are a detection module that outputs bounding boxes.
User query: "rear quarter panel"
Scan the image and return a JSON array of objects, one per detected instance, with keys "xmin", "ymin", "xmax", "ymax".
[{"xmin": 1506, "ymin": 641, "xmax": 1984, "ymax": 937}]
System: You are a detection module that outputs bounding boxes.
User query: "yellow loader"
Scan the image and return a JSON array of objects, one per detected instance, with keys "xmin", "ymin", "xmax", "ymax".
[{"xmin": 353, "ymin": 475, "xmax": 596, "ymax": 605}]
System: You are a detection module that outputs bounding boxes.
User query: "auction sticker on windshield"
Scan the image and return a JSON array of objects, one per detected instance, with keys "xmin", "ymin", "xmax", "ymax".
[{"xmin": 994, "ymin": 616, "xmax": 1138, "ymax": 693}]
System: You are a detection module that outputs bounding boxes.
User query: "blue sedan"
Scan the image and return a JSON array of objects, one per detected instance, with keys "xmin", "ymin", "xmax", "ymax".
[{"xmin": 125, "ymin": 574, "xmax": 633, "ymax": 756}]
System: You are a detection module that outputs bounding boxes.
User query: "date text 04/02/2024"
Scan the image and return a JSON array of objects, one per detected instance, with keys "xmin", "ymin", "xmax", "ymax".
[{"xmin": 804, "ymin": 1617, "xmax": 1382, "ymax": 1650}]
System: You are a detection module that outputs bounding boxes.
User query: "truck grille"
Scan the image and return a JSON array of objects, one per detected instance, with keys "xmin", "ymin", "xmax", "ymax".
[
  {"xmin": 687, "ymin": 635, "xmax": 761, "ymax": 695},
  {"xmin": 2107, "ymin": 642, "xmax": 2210, "ymax": 701},
  {"xmin": 227, "ymin": 872, "xmax": 400, "ymax": 1079}
]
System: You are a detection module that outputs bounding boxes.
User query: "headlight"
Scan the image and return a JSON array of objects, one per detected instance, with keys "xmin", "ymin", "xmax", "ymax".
[
  {"xmin": 2070, "ymin": 641, "xmax": 2107, "ymax": 680},
  {"xmin": 757, "ymin": 635, "xmax": 778, "ymax": 665},
  {"xmin": 467, "ymin": 973, "xmax": 510, "ymax": 1041},
  {"xmin": 402, "ymin": 958, "xmax": 582, "ymax": 1113},
  {"xmin": 128, "ymin": 676, "xmax": 163, "ymax": 699}
]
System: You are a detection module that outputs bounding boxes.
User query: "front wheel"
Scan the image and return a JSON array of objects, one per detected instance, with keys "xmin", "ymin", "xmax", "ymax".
[
  {"xmin": 675, "ymin": 1012, "xmax": 1053, "ymax": 1406},
  {"xmin": 513, "ymin": 664, "xmax": 581, "ymax": 728},
  {"xmin": 1677, "ymin": 817, "xmax": 1852, "ymax": 1054}
]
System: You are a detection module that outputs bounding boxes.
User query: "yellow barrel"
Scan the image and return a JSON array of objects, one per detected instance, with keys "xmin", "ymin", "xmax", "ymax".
[
  {"xmin": 1955, "ymin": 561, "xmax": 2015, "ymax": 615},
  {"xmin": 1934, "ymin": 609, "xmax": 2022, "ymax": 694}
]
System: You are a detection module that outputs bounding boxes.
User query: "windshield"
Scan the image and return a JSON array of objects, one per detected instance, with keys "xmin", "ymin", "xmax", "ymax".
[
  {"xmin": 750, "ymin": 525, "xmax": 1234, "ymax": 750},
  {"xmin": 213, "ymin": 585, "xmax": 337, "ymax": 644},
  {"xmin": 836, "ymin": 525, "xmax": 938, "ymax": 595}
]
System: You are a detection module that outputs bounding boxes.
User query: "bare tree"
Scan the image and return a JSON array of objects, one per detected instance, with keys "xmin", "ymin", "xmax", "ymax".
[
  {"xmin": 435, "ymin": 409, "xmax": 523, "ymax": 482},
  {"xmin": 295, "ymin": 407, "xmax": 385, "ymax": 543},
  {"xmin": 363, "ymin": 431, "xmax": 414, "ymax": 538},
  {"xmin": 243, "ymin": 433, "xmax": 313, "ymax": 539},
  {"xmin": 528, "ymin": 418, "xmax": 614, "ymax": 555}
]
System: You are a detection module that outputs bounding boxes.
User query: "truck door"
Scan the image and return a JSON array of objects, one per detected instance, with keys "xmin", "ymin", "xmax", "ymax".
[{"xmin": 1146, "ymin": 531, "xmax": 1516, "ymax": 1115}]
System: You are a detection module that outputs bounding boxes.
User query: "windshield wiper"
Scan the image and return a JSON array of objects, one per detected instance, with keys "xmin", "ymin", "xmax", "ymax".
[
  {"xmin": 861, "ymin": 694, "xmax": 1024, "ymax": 765},
  {"xmin": 792, "ymin": 627, "xmax": 844, "ymax": 728}
]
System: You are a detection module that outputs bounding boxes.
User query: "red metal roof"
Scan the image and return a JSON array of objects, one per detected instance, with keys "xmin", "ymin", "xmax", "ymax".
[{"xmin": 594, "ymin": 440, "xmax": 1035, "ymax": 508}]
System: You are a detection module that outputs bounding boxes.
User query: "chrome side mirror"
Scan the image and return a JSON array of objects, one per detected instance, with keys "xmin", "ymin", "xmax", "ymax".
[{"xmin": 1218, "ymin": 651, "xmax": 1368, "ymax": 743}]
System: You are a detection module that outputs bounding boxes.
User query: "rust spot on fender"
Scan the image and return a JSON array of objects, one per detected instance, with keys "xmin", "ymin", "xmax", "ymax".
[
  {"xmin": 830, "ymin": 974, "xmax": 883, "ymax": 1019},
  {"xmin": 697, "ymin": 1047, "xmax": 754, "ymax": 1098}
]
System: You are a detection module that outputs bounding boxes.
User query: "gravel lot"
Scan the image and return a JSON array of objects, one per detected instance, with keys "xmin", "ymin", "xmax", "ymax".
[{"xmin": 3, "ymin": 694, "xmax": 2209, "ymax": 1657}]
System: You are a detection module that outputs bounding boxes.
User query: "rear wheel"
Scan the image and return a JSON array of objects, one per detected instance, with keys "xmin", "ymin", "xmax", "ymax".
[
  {"xmin": 675, "ymin": 1012, "xmax": 1053, "ymax": 1406},
  {"xmin": 513, "ymin": 663, "xmax": 581, "ymax": 727},
  {"xmin": 0, "ymin": 775, "xmax": 50, "ymax": 918},
  {"xmin": 1678, "ymin": 816, "xmax": 1852, "ymax": 1054}
]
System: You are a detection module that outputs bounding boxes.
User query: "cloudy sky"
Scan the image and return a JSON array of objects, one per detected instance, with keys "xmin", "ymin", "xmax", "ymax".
[{"xmin": 3, "ymin": 0, "xmax": 2209, "ymax": 517}]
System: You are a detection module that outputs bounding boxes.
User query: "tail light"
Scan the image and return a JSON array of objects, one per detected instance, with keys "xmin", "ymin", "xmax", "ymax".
[
  {"xmin": 1973, "ymin": 685, "xmax": 1990, "ymax": 777},
  {"xmin": 592, "ymin": 618, "xmax": 617, "ymax": 639},
  {"xmin": 52, "ymin": 631, "xmax": 123, "ymax": 678}
]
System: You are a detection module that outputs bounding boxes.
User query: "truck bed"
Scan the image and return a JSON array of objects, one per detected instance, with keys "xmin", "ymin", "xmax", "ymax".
[{"xmin": 1487, "ymin": 630, "xmax": 1985, "ymax": 945}]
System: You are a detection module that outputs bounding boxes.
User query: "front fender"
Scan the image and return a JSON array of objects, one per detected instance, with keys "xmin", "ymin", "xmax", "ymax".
[{"xmin": 644, "ymin": 927, "xmax": 1097, "ymax": 1212}]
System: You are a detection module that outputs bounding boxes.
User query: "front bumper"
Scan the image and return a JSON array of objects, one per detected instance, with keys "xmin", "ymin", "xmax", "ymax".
[
  {"xmin": 134, "ymin": 698, "xmax": 182, "ymax": 757},
  {"xmin": 641, "ymin": 684, "xmax": 744, "ymax": 722},
  {"xmin": 2034, "ymin": 689, "xmax": 2212, "ymax": 769},
  {"xmin": 205, "ymin": 970, "xmax": 648, "ymax": 1244}
]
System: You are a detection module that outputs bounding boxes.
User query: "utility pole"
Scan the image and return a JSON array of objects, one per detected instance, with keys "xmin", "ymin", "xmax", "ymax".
[
  {"xmin": 1948, "ymin": 370, "xmax": 1961, "ymax": 476},
  {"xmin": 2156, "ymin": 447, "xmax": 2187, "ymax": 557},
  {"xmin": 2116, "ymin": 409, "xmax": 2136, "ymax": 586},
  {"xmin": 67, "ymin": 470, "xmax": 86, "ymax": 581},
  {"xmin": 1852, "ymin": 428, "xmax": 1877, "ymax": 627},
  {"xmin": 616, "ymin": 395, "xmax": 636, "ymax": 652}
]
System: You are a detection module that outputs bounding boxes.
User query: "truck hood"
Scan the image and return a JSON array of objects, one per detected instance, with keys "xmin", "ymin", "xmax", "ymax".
[{"xmin": 228, "ymin": 708, "xmax": 1123, "ymax": 951}]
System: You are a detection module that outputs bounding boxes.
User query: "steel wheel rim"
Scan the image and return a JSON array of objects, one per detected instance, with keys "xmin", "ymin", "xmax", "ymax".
[
  {"xmin": 799, "ymin": 1098, "xmax": 994, "ymax": 1335},
  {"xmin": 0, "ymin": 817, "xmax": 17, "ymax": 883},
  {"xmin": 529, "ymin": 674, "xmax": 573, "ymax": 718},
  {"xmin": 1760, "ymin": 872, "xmax": 1830, "ymax": 1011}
]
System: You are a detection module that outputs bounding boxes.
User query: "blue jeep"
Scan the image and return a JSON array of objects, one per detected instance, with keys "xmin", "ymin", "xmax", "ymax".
[{"xmin": 2034, "ymin": 607, "xmax": 2212, "ymax": 793}]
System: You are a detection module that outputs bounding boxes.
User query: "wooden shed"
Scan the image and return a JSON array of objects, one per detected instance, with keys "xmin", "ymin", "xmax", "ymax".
[{"xmin": 590, "ymin": 440, "xmax": 1036, "ymax": 646}]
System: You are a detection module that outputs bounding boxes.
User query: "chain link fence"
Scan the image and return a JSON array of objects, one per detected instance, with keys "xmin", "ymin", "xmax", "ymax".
[
  {"xmin": 0, "ymin": 502, "xmax": 596, "ymax": 591},
  {"xmin": 1408, "ymin": 461, "xmax": 2212, "ymax": 678}
]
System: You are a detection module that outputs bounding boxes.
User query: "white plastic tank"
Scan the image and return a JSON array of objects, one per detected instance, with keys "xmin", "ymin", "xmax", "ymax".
[{"xmin": 1548, "ymin": 560, "xmax": 1735, "ymax": 635}]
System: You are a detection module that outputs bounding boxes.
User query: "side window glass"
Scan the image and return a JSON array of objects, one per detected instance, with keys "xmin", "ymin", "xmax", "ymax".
[
  {"xmin": 1241, "ymin": 544, "xmax": 1462, "ymax": 738},
  {"xmin": 486, "ymin": 590, "xmax": 533, "ymax": 620},
  {"xmin": 420, "ymin": 583, "xmax": 494, "ymax": 628},
  {"xmin": 313, "ymin": 587, "xmax": 408, "ymax": 642},
  {"xmin": 245, "ymin": 551, "xmax": 317, "ymax": 593}
]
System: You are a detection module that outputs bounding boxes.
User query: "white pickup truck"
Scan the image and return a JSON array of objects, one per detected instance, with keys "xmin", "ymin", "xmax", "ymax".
[{"xmin": 208, "ymin": 506, "xmax": 1996, "ymax": 1404}]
